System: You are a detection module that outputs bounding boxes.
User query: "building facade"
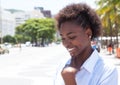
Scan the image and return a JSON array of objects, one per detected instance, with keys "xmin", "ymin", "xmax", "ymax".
[
  {"xmin": 0, "ymin": 8, "xmax": 15, "ymax": 37},
  {"xmin": 13, "ymin": 10, "xmax": 45, "ymax": 27},
  {"xmin": 34, "ymin": 7, "xmax": 52, "ymax": 18}
]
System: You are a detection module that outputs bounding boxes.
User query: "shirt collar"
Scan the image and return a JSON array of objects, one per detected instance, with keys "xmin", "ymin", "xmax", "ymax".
[{"xmin": 80, "ymin": 50, "xmax": 101, "ymax": 73}]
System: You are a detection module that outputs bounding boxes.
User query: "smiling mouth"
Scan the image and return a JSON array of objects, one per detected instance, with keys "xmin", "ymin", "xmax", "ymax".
[{"xmin": 67, "ymin": 48, "xmax": 75, "ymax": 52}]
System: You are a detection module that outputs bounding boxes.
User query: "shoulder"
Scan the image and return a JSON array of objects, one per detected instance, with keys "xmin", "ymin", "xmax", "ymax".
[
  {"xmin": 100, "ymin": 62, "xmax": 118, "ymax": 84},
  {"xmin": 95, "ymin": 57, "xmax": 117, "ymax": 75},
  {"xmin": 102, "ymin": 61, "xmax": 118, "ymax": 78},
  {"xmin": 102, "ymin": 62, "xmax": 118, "ymax": 78},
  {"xmin": 94, "ymin": 59, "xmax": 118, "ymax": 84}
]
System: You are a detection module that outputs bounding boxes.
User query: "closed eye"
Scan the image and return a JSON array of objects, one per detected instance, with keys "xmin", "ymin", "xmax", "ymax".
[{"xmin": 69, "ymin": 36, "xmax": 76, "ymax": 40}]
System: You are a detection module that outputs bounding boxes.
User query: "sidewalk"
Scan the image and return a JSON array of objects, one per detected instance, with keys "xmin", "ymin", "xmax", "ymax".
[{"xmin": 0, "ymin": 46, "xmax": 120, "ymax": 85}]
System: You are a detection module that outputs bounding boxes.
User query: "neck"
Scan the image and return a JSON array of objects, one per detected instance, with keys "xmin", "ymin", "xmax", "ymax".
[{"xmin": 70, "ymin": 47, "xmax": 93, "ymax": 69}]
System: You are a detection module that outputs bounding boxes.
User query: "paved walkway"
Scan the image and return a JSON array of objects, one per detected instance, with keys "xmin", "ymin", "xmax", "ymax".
[{"xmin": 0, "ymin": 45, "xmax": 120, "ymax": 85}]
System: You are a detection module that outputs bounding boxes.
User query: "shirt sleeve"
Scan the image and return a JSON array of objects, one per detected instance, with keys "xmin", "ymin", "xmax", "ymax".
[{"xmin": 99, "ymin": 68, "xmax": 118, "ymax": 85}]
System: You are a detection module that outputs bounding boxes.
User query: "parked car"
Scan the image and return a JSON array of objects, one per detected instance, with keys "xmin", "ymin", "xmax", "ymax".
[{"xmin": 0, "ymin": 46, "xmax": 9, "ymax": 54}]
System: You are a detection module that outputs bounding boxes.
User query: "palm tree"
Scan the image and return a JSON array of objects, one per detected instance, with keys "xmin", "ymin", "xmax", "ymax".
[{"xmin": 96, "ymin": 0, "xmax": 120, "ymax": 48}]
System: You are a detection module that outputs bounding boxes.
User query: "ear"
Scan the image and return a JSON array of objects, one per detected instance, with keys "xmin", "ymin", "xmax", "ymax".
[{"xmin": 85, "ymin": 28, "xmax": 92, "ymax": 39}]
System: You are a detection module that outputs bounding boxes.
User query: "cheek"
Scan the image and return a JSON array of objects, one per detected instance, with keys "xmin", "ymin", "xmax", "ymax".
[{"xmin": 75, "ymin": 37, "xmax": 89, "ymax": 47}]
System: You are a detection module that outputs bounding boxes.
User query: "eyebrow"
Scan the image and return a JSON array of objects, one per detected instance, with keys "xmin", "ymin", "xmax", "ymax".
[
  {"xmin": 60, "ymin": 32, "xmax": 75, "ymax": 36},
  {"xmin": 67, "ymin": 32, "xmax": 74, "ymax": 35}
]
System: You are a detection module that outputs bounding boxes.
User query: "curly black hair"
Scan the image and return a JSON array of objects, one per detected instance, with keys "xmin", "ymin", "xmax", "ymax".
[{"xmin": 55, "ymin": 3, "xmax": 102, "ymax": 39}]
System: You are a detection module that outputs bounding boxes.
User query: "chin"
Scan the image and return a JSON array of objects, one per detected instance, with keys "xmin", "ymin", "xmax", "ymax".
[
  {"xmin": 71, "ymin": 52, "xmax": 82, "ymax": 58},
  {"xmin": 70, "ymin": 53, "xmax": 77, "ymax": 58}
]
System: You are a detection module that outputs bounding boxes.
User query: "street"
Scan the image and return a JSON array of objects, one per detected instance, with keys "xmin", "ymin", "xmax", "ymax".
[{"xmin": 0, "ymin": 44, "xmax": 120, "ymax": 85}]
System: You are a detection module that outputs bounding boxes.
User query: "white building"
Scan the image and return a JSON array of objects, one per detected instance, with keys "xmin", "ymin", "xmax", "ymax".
[
  {"xmin": 13, "ymin": 10, "xmax": 44, "ymax": 27},
  {"xmin": 0, "ymin": 7, "xmax": 2, "ymax": 37},
  {"xmin": 0, "ymin": 8, "xmax": 45, "ymax": 38},
  {"xmin": 0, "ymin": 8, "xmax": 15, "ymax": 37}
]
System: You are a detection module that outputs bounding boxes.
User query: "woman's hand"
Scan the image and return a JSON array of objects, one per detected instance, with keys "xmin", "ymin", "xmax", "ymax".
[{"xmin": 61, "ymin": 66, "xmax": 78, "ymax": 85}]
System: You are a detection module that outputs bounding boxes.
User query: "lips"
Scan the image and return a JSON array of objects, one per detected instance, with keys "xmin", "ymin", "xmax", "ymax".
[
  {"xmin": 67, "ymin": 48, "xmax": 76, "ymax": 56},
  {"xmin": 67, "ymin": 48, "xmax": 75, "ymax": 52}
]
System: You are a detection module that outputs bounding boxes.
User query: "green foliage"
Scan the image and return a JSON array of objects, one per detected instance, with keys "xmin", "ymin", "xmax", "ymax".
[
  {"xmin": 15, "ymin": 18, "xmax": 56, "ymax": 46},
  {"xmin": 96, "ymin": 0, "xmax": 120, "ymax": 47},
  {"xmin": 14, "ymin": 34, "xmax": 31, "ymax": 44},
  {"xmin": 3, "ymin": 35, "xmax": 16, "ymax": 44},
  {"xmin": 96, "ymin": 0, "xmax": 120, "ymax": 37}
]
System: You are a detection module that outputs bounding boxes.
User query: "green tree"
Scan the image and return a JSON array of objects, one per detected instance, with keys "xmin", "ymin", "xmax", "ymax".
[
  {"xmin": 96, "ymin": 0, "xmax": 120, "ymax": 47},
  {"xmin": 3, "ymin": 35, "xmax": 16, "ymax": 44},
  {"xmin": 15, "ymin": 18, "xmax": 56, "ymax": 46},
  {"xmin": 15, "ymin": 24, "xmax": 31, "ymax": 43},
  {"xmin": 38, "ymin": 18, "xmax": 56, "ymax": 46}
]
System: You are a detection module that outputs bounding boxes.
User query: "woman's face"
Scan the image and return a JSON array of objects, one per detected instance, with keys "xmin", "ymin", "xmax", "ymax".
[{"xmin": 59, "ymin": 21, "xmax": 91, "ymax": 58}]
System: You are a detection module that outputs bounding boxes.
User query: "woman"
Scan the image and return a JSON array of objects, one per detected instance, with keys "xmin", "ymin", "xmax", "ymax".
[{"xmin": 54, "ymin": 3, "xmax": 118, "ymax": 85}]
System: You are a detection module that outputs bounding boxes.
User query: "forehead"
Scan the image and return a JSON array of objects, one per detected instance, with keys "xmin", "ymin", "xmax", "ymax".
[{"xmin": 59, "ymin": 22, "xmax": 83, "ymax": 35}]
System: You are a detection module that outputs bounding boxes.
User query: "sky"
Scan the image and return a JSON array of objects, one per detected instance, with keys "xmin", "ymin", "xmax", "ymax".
[{"xmin": 0, "ymin": 0, "xmax": 96, "ymax": 15}]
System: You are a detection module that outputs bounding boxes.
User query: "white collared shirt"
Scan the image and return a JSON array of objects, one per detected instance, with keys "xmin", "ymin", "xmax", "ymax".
[{"xmin": 54, "ymin": 50, "xmax": 118, "ymax": 85}]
